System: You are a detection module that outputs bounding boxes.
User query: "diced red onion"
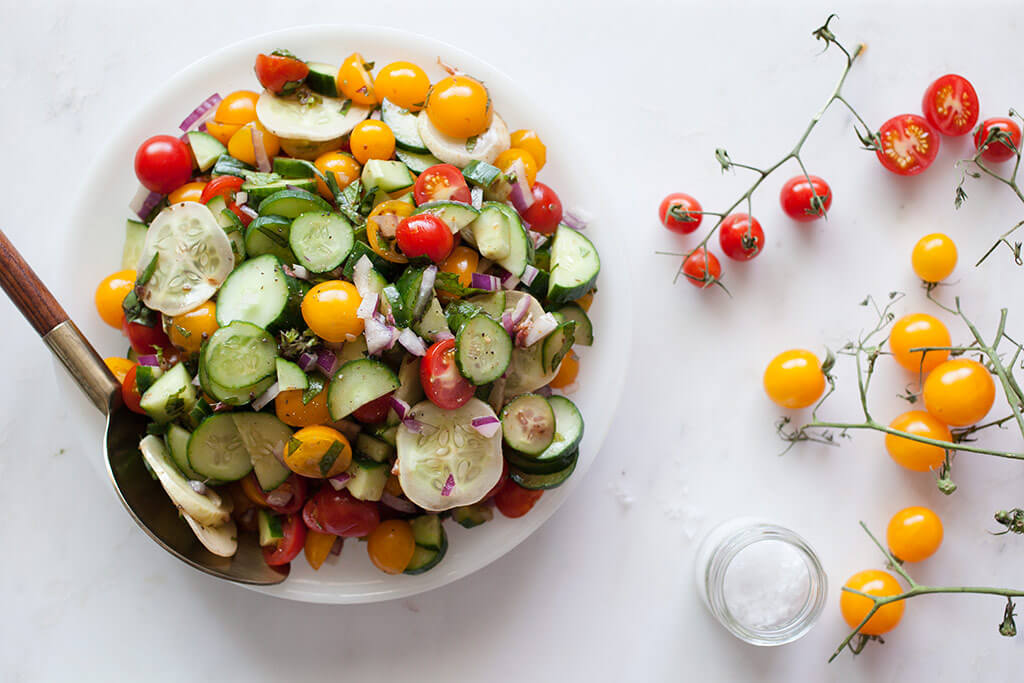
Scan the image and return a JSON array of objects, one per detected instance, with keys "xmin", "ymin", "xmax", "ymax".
[
  {"xmin": 389, "ymin": 396, "xmax": 411, "ymax": 420},
  {"xmin": 511, "ymin": 294, "xmax": 530, "ymax": 323},
  {"xmin": 251, "ymin": 381, "xmax": 281, "ymax": 411},
  {"xmin": 380, "ymin": 492, "xmax": 419, "ymax": 514},
  {"xmin": 403, "ymin": 417, "xmax": 425, "ymax": 433},
  {"xmin": 434, "ymin": 330, "xmax": 455, "ymax": 341},
  {"xmin": 507, "ymin": 160, "xmax": 534, "ymax": 212},
  {"xmin": 211, "ymin": 402, "xmax": 230, "ymax": 413},
  {"xmin": 558, "ymin": 382, "xmax": 579, "ymax": 395},
  {"xmin": 471, "ymin": 272, "xmax": 501, "ymax": 291},
  {"xmin": 522, "ymin": 313, "xmax": 559, "ymax": 347},
  {"xmin": 252, "ymin": 127, "xmax": 271, "ymax": 172},
  {"xmin": 329, "ymin": 536, "xmax": 344, "ymax": 555},
  {"xmin": 470, "ymin": 415, "xmax": 501, "ymax": 438},
  {"xmin": 529, "ymin": 231, "xmax": 548, "ymax": 250},
  {"xmin": 500, "ymin": 269, "xmax": 520, "ymax": 290},
  {"xmin": 365, "ymin": 315, "xmax": 398, "ymax": 355},
  {"xmin": 266, "ymin": 488, "xmax": 294, "ymax": 507},
  {"xmin": 471, "ymin": 187, "xmax": 483, "ymax": 209},
  {"xmin": 418, "ymin": 265, "xmax": 437, "ymax": 303},
  {"xmin": 316, "ymin": 349, "xmax": 340, "ymax": 377},
  {"xmin": 235, "ymin": 191, "xmax": 248, "ymax": 205},
  {"xmin": 298, "ymin": 351, "xmax": 318, "ymax": 372},
  {"xmin": 282, "ymin": 264, "xmax": 310, "ymax": 281},
  {"xmin": 398, "ymin": 328, "xmax": 427, "ymax": 356},
  {"xmin": 521, "ymin": 265, "xmax": 539, "ymax": 286},
  {"xmin": 352, "ymin": 255, "xmax": 374, "ymax": 298},
  {"xmin": 136, "ymin": 354, "xmax": 160, "ymax": 367},
  {"xmin": 501, "ymin": 312, "xmax": 514, "ymax": 334},
  {"xmin": 239, "ymin": 204, "xmax": 258, "ymax": 220},
  {"xmin": 192, "ymin": 374, "xmax": 202, "ymax": 386},
  {"xmin": 356, "ymin": 292, "xmax": 379, "ymax": 321},
  {"xmin": 371, "ymin": 213, "xmax": 401, "ymax": 238},
  {"xmin": 562, "ymin": 206, "xmax": 592, "ymax": 231},
  {"xmin": 441, "ymin": 474, "xmax": 455, "ymax": 497},
  {"xmin": 130, "ymin": 186, "xmax": 164, "ymax": 220},
  {"xmin": 328, "ymin": 472, "xmax": 352, "ymax": 491},
  {"xmin": 178, "ymin": 93, "xmax": 222, "ymax": 132},
  {"xmin": 188, "ymin": 480, "xmax": 209, "ymax": 494},
  {"xmin": 535, "ymin": 385, "xmax": 553, "ymax": 397}
]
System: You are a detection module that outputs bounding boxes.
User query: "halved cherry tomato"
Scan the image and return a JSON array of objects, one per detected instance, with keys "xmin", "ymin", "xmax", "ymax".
[
  {"xmin": 201, "ymin": 175, "xmax": 252, "ymax": 226},
  {"xmin": 367, "ymin": 519, "xmax": 417, "ymax": 574},
  {"xmin": 681, "ymin": 248, "xmax": 721, "ymax": 289},
  {"xmin": 337, "ymin": 53, "xmax": 378, "ymax": 106},
  {"xmin": 313, "ymin": 151, "xmax": 361, "ymax": 199},
  {"xmin": 495, "ymin": 479, "xmax": 543, "ymax": 518},
  {"xmin": 659, "ymin": 193, "xmax": 703, "ymax": 234},
  {"xmin": 121, "ymin": 317, "xmax": 172, "ymax": 355},
  {"xmin": 413, "ymin": 164, "xmax": 471, "ymax": 205},
  {"xmin": 495, "ymin": 148, "xmax": 538, "ymax": 187},
  {"xmin": 104, "ymin": 357, "xmax": 136, "ymax": 385},
  {"xmin": 510, "ymin": 129, "xmax": 547, "ymax": 170},
  {"xmin": 352, "ymin": 392, "xmax": 394, "ymax": 424},
  {"xmin": 396, "ymin": 213, "xmax": 454, "ymax": 263},
  {"xmin": 228, "ymin": 120, "xmax": 280, "ymax": 167},
  {"xmin": 167, "ymin": 301, "xmax": 218, "ymax": 354},
  {"xmin": 304, "ymin": 529, "xmax": 339, "ymax": 570},
  {"xmin": 305, "ymin": 488, "xmax": 381, "ymax": 537},
  {"xmin": 275, "ymin": 387, "xmax": 331, "ymax": 427},
  {"xmin": 421, "ymin": 339, "xmax": 475, "ymax": 410},
  {"xmin": 121, "ymin": 365, "xmax": 145, "ymax": 415},
  {"xmin": 243, "ymin": 472, "xmax": 308, "ymax": 515},
  {"xmin": 439, "ymin": 245, "xmax": 479, "ymax": 297},
  {"xmin": 254, "ymin": 53, "xmax": 309, "ymax": 95},
  {"xmin": 521, "ymin": 182, "xmax": 563, "ymax": 235},
  {"xmin": 550, "ymin": 351, "xmax": 579, "ymax": 389},
  {"xmin": 922, "ymin": 74, "xmax": 979, "ymax": 137},
  {"xmin": 779, "ymin": 175, "xmax": 832, "ymax": 221},
  {"xmin": 367, "ymin": 200, "xmax": 414, "ymax": 263},
  {"xmin": 876, "ymin": 114, "xmax": 940, "ymax": 176},
  {"xmin": 167, "ymin": 181, "xmax": 207, "ymax": 204},
  {"xmin": 134, "ymin": 135, "xmax": 193, "ymax": 195},
  {"xmin": 262, "ymin": 513, "xmax": 307, "ymax": 566},
  {"xmin": 974, "ymin": 117, "xmax": 1022, "ymax": 164},
  {"xmin": 95, "ymin": 269, "xmax": 137, "ymax": 328},
  {"xmin": 718, "ymin": 213, "xmax": 764, "ymax": 261}
]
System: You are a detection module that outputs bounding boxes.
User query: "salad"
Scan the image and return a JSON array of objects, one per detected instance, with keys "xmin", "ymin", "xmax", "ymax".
[{"xmin": 93, "ymin": 48, "xmax": 600, "ymax": 577}]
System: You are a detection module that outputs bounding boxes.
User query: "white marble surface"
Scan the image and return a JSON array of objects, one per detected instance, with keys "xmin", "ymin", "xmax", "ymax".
[{"xmin": 3, "ymin": 0, "xmax": 1023, "ymax": 680}]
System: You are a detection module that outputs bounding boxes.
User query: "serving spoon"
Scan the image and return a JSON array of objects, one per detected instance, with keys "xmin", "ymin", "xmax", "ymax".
[{"xmin": 0, "ymin": 229, "xmax": 287, "ymax": 585}]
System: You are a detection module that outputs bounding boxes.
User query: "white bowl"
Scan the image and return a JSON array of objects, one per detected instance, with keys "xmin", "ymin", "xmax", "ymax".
[{"xmin": 54, "ymin": 24, "xmax": 631, "ymax": 603}]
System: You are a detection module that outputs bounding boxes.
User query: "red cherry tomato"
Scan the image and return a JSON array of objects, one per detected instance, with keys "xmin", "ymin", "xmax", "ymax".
[
  {"xmin": 352, "ymin": 392, "xmax": 394, "ymax": 424},
  {"xmin": 495, "ymin": 479, "xmax": 543, "ymax": 518},
  {"xmin": 974, "ymin": 117, "xmax": 1022, "ymax": 164},
  {"xmin": 262, "ymin": 513, "xmax": 307, "ymax": 566},
  {"xmin": 134, "ymin": 135, "xmax": 193, "ymax": 195},
  {"xmin": 121, "ymin": 365, "xmax": 146, "ymax": 415},
  {"xmin": 269, "ymin": 475, "xmax": 307, "ymax": 515},
  {"xmin": 659, "ymin": 193, "xmax": 703, "ymax": 234},
  {"xmin": 395, "ymin": 213, "xmax": 454, "ymax": 263},
  {"xmin": 483, "ymin": 459, "xmax": 509, "ymax": 501},
  {"xmin": 121, "ymin": 316, "xmax": 172, "ymax": 355},
  {"xmin": 521, "ymin": 182, "xmax": 563, "ymax": 235},
  {"xmin": 876, "ymin": 114, "xmax": 940, "ymax": 176},
  {"xmin": 718, "ymin": 213, "xmax": 764, "ymax": 261},
  {"xmin": 254, "ymin": 53, "xmax": 310, "ymax": 95},
  {"xmin": 779, "ymin": 175, "xmax": 832, "ymax": 221},
  {"xmin": 922, "ymin": 74, "xmax": 979, "ymax": 137},
  {"xmin": 681, "ymin": 248, "xmax": 721, "ymax": 289},
  {"xmin": 413, "ymin": 164, "xmax": 471, "ymax": 205},
  {"xmin": 306, "ymin": 488, "xmax": 381, "ymax": 538},
  {"xmin": 421, "ymin": 339, "xmax": 475, "ymax": 410},
  {"xmin": 201, "ymin": 175, "xmax": 252, "ymax": 227}
]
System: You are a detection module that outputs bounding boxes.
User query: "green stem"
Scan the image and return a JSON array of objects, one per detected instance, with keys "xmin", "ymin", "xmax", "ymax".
[
  {"xmin": 796, "ymin": 420, "xmax": 1024, "ymax": 461},
  {"xmin": 956, "ymin": 301, "xmax": 1024, "ymax": 438}
]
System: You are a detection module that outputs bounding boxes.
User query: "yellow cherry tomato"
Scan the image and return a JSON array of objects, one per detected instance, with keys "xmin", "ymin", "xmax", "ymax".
[
  {"xmin": 887, "ymin": 506, "xmax": 943, "ymax": 563},
  {"xmin": 167, "ymin": 301, "xmax": 218, "ymax": 354},
  {"xmin": 912, "ymin": 233, "xmax": 958, "ymax": 283},
  {"xmin": 889, "ymin": 313, "xmax": 950, "ymax": 374},
  {"xmin": 304, "ymin": 529, "xmax": 339, "ymax": 571},
  {"xmin": 494, "ymin": 148, "xmax": 538, "ymax": 187},
  {"xmin": 95, "ymin": 269, "xmax": 136, "ymax": 328},
  {"xmin": 205, "ymin": 120, "xmax": 242, "ymax": 145},
  {"xmin": 374, "ymin": 61, "xmax": 430, "ymax": 111},
  {"xmin": 763, "ymin": 349, "xmax": 826, "ymax": 409},
  {"xmin": 439, "ymin": 245, "xmax": 479, "ymax": 291},
  {"xmin": 215, "ymin": 90, "xmax": 260, "ymax": 125},
  {"xmin": 426, "ymin": 75, "xmax": 493, "ymax": 138},
  {"xmin": 366, "ymin": 519, "xmax": 416, "ymax": 574},
  {"xmin": 240, "ymin": 474, "xmax": 271, "ymax": 508},
  {"xmin": 550, "ymin": 351, "xmax": 580, "ymax": 389},
  {"xmin": 366, "ymin": 200, "xmax": 415, "ymax": 263},
  {"xmin": 840, "ymin": 569, "xmax": 906, "ymax": 636},
  {"xmin": 227, "ymin": 120, "xmax": 280, "ymax": 166},
  {"xmin": 275, "ymin": 387, "xmax": 331, "ymax": 428},
  {"xmin": 104, "ymin": 357, "xmax": 137, "ymax": 384},
  {"xmin": 349, "ymin": 120, "xmax": 395, "ymax": 165},
  {"xmin": 313, "ymin": 151, "xmax": 361, "ymax": 199},
  {"xmin": 510, "ymin": 129, "xmax": 547, "ymax": 170},
  {"xmin": 384, "ymin": 474, "xmax": 404, "ymax": 497},
  {"xmin": 576, "ymin": 292, "xmax": 594, "ymax": 311},
  {"xmin": 301, "ymin": 280, "xmax": 364, "ymax": 342},
  {"xmin": 923, "ymin": 358, "xmax": 996, "ymax": 427},
  {"xmin": 167, "ymin": 181, "xmax": 207, "ymax": 204},
  {"xmin": 283, "ymin": 425, "xmax": 352, "ymax": 478},
  {"xmin": 885, "ymin": 410, "xmax": 951, "ymax": 472},
  {"xmin": 337, "ymin": 53, "xmax": 377, "ymax": 106}
]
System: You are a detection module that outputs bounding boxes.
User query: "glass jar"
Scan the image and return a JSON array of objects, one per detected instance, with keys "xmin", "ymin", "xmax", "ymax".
[{"xmin": 694, "ymin": 518, "xmax": 827, "ymax": 646}]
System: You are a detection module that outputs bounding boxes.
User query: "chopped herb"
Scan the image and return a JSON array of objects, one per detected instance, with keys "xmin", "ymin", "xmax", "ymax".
[
  {"xmin": 297, "ymin": 87, "xmax": 322, "ymax": 107},
  {"xmin": 258, "ymin": 226, "xmax": 290, "ymax": 248},
  {"xmin": 287, "ymin": 437, "xmax": 303, "ymax": 454},
  {"xmin": 410, "ymin": 101, "xmax": 425, "ymax": 109},
  {"xmin": 146, "ymin": 422, "xmax": 169, "ymax": 436},
  {"xmin": 278, "ymin": 328, "xmax": 319, "ymax": 360},
  {"xmin": 138, "ymin": 253, "xmax": 159, "ymax": 286},
  {"xmin": 302, "ymin": 374, "xmax": 325, "ymax": 405},
  {"xmin": 165, "ymin": 396, "xmax": 186, "ymax": 418},
  {"xmin": 339, "ymin": 99, "xmax": 353, "ymax": 116},
  {"xmin": 357, "ymin": 86, "xmax": 368, "ymax": 96},
  {"xmin": 319, "ymin": 440, "xmax": 345, "ymax": 476},
  {"xmin": 336, "ymin": 178, "xmax": 364, "ymax": 224},
  {"xmin": 465, "ymin": 136, "xmax": 479, "ymax": 152},
  {"xmin": 241, "ymin": 170, "xmax": 282, "ymax": 186},
  {"xmin": 434, "ymin": 271, "xmax": 487, "ymax": 298},
  {"xmin": 270, "ymin": 48, "xmax": 300, "ymax": 60},
  {"xmin": 121, "ymin": 290, "xmax": 158, "ymax": 327}
]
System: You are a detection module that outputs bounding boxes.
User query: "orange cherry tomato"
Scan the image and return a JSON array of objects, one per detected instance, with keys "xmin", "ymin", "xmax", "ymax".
[
  {"xmin": 205, "ymin": 120, "xmax": 242, "ymax": 146},
  {"xmin": 922, "ymin": 358, "xmax": 996, "ymax": 427},
  {"xmin": 374, "ymin": 61, "xmax": 431, "ymax": 111},
  {"xmin": 215, "ymin": 90, "xmax": 260, "ymax": 125},
  {"xmin": 167, "ymin": 181, "xmax": 207, "ymax": 204},
  {"xmin": 885, "ymin": 410, "xmax": 951, "ymax": 472},
  {"xmin": 887, "ymin": 506, "xmax": 943, "ymax": 563},
  {"xmin": 438, "ymin": 245, "xmax": 479, "ymax": 295},
  {"xmin": 227, "ymin": 120, "xmax": 280, "ymax": 166},
  {"xmin": 426, "ymin": 75, "xmax": 493, "ymax": 138},
  {"xmin": 763, "ymin": 349, "xmax": 826, "ymax": 409},
  {"xmin": 301, "ymin": 281, "xmax": 364, "ymax": 343},
  {"xmin": 366, "ymin": 519, "xmax": 416, "ymax": 574},
  {"xmin": 95, "ymin": 269, "xmax": 136, "ymax": 328},
  {"xmin": 576, "ymin": 293, "xmax": 594, "ymax": 311},
  {"xmin": 337, "ymin": 53, "xmax": 377, "ymax": 106},
  {"xmin": 313, "ymin": 151, "xmax": 361, "ymax": 199},
  {"xmin": 912, "ymin": 233, "xmax": 957, "ymax": 283},
  {"xmin": 283, "ymin": 425, "xmax": 352, "ymax": 478},
  {"xmin": 366, "ymin": 200, "xmax": 414, "ymax": 263},
  {"xmin": 304, "ymin": 529, "xmax": 340, "ymax": 571},
  {"xmin": 889, "ymin": 313, "xmax": 951, "ymax": 374},
  {"xmin": 275, "ymin": 387, "xmax": 331, "ymax": 428},
  {"xmin": 103, "ymin": 357, "xmax": 136, "ymax": 385},
  {"xmin": 550, "ymin": 352, "xmax": 580, "ymax": 389},
  {"xmin": 494, "ymin": 148, "xmax": 538, "ymax": 187},
  {"xmin": 167, "ymin": 301, "xmax": 218, "ymax": 354},
  {"xmin": 840, "ymin": 570, "xmax": 906, "ymax": 635},
  {"xmin": 510, "ymin": 129, "xmax": 547, "ymax": 170},
  {"xmin": 349, "ymin": 120, "xmax": 395, "ymax": 165}
]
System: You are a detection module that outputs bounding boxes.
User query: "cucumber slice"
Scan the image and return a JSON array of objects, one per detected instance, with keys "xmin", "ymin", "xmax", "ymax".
[
  {"xmin": 375, "ymin": 423, "xmax": 398, "ymax": 447},
  {"xmin": 396, "ymin": 398, "xmax": 503, "ymax": 511},
  {"xmin": 355, "ymin": 433, "xmax": 395, "ymax": 463},
  {"xmin": 185, "ymin": 398, "xmax": 214, "ymax": 430},
  {"xmin": 413, "ymin": 200, "xmax": 480, "ymax": 234},
  {"xmin": 216, "ymin": 254, "xmax": 304, "ymax": 330},
  {"xmin": 394, "ymin": 266, "xmax": 435, "ymax": 326},
  {"xmin": 337, "ymin": 335, "xmax": 368, "ymax": 366},
  {"xmin": 412, "ymin": 297, "xmax": 449, "ymax": 342},
  {"xmin": 187, "ymin": 414, "xmax": 253, "ymax": 482},
  {"xmin": 382, "ymin": 99, "xmax": 429, "ymax": 153},
  {"xmin": 395, "ymin": 355, "xmax": 425, "ymax": 407},
  {"xmin": 417, "ymin": 110, "xmax": 511, "ymax": 168},
  {"xmin": 468, "ymin": 203, "xmax": 511, "ymax": 260},
  {"xmin": 258, "ymin": 509, "xmax": 284, "ymax": 546},
  {"xmin": 242, "ymin": 177, "xmax": 317, "ymax": 207},
  {"xmin": 409, "ymin": 515, "xmax": 444, "ymax": 550},
  {"xmin": 272, "ymin": 157, "xmax": 318, "ymax": 179},
  {"xmin": 289, "ymin": 211, "xmax": 354, "ymax": 273},
  {"xmin": 542, "ymin": 321, "xmax": 576, "ymax": 373},
  {"xmin": 276, "ymin": 358, "xmax": 308, "ymax": 391},
  {"xmin": 258, "ymin": 188, "xmax": 333, "ymax": 218},
  {"xmin": 164, "ymin": 423, "xmax": 205, "ymax": 481},
  {"xmin": 244, "ymin": 215, "xmax": 295, "ymax": 263},
  {"xmin": 502, "ymin": 292, "xmax": 560, "ymax": 394},
  {"xmin": 230, "ymin": 412, "xmax": 293, "ymax": 491},
  {"xmin": 444, "ymin": 300, "xmax": 483, "ymax": 336},
  {"xmin": 555, "ymin": 303, "xmax": 593, "ymax": 346},
  {"xmin": 493, "ymin": 204, "xmax": 532, "ymax": 277},
  {"xmin": 456, "ymin": 315, "xmax": 512, "ymax": 385},
  {"xmin": 466, "ymin": 292, "xmax": 506, "ymax": 319},
  {"xmin": 185, "ymin": 131, "xmax": 227, "ymax": 172},
  {"xmin": 548, "ymin": 225, "xmax": 600, "ymax": 304},
  {"xmin": 505, "ymin": 395, "xmax": 583, "ymax": 474},
  {"xmin": 395, "ymin": 149, "xmax": 443, "ymax": 174},
  {"xmin": 501, "ymin": 393, "xmax": 555, "ymax": 455},
  {"xmin": 509, "ymin": 450, "xmax": 578, "ymax": 490},
  {"xmin": 451, "ymin": 503, "xmax": 493, "ymax": 528},
  {"xmin": 344, "ymin": 458, "xmax": 389, "ymax": 501},
  {"xmin": 203, "ymin": 321, "xmax": 277, "ymax": 390},
  {"xmin": 207, "ymin": 195, "xmax": 247, "ymax": 261},
  {"xmin": 404, "ymin": 525, "xmax": 448, "ymax": 575},
  {"xmin": 139, "ymin": 362, "xmax": 197, "ymax": 423},
  {"xmin": 136, "ymin": 202, "xmax": 235, "ymax": 315},
  {"xmin": 462, "ymin": 160, "xmax": 502, "ymax": 189},
  {"xmin": 138, "ymin": 435, "xmax": 232, "ymax": 528},
  {"xmin": 134, "ymin": 365, "xmax": 162, "ymax": 394},
  {"xmin": 304, "ymin": 62, "xmax": 339, "ymax": 97},
  {"xmin": 256, "ymin": 89, "xmax": 370, "ymax": 142},
  {"xmin": 327, "ymin": 358, "xmax": 401, "ymax": 419},
  {"xmin": 122, "ymin": 219, "xmax": 148, "ymax": 270},
  {"xmin": 198, "ymin": 349, "xmax": 274, "ymax": 405},
  {"xmin": 361, "ymin": 159, "xmax": 415, "ymax": 193}
]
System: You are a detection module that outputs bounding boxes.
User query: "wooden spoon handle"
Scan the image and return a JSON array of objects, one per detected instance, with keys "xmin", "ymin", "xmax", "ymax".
[{"xmin": 0, "ymin": 229, "xmax": 69, "ymax": 335}]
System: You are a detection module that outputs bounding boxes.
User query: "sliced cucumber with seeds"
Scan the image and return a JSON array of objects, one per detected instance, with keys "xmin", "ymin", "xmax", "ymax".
[
  {"xmin": 203, "ymin": 321, "xmax": 277, "ymax": 390},
  {"xmin": 548, "ymin": 225, "xmax": 600, "ymax": 304},
  {"xmin": 542, "ymin": 320, "xmax": 576, "ymax": 373},
  {"xmin": 165, "ymin": 423, "xmax": 205, "ymax": 481},
  {"xmin": 505, "ymin": 395, "xmax": 583, "ymax": 474},
  {"xmin": 245, "ymin": 214, "xmax": 295, "ymax": 263},
  {"xmin": 456, "ymin": 315, "xmax": 512, "ymax": 385},
  {"xmin": 242, "ymin": 176, "xmax": 317, "ymax": 207},
  {"xmin": 361, "ymin": 159, "xmax": 415, "ymax": 193},
  {"xmin": 493, "ymin": 204, "xmax": 532, "ymax": 277},
  {"xmin": 412, "ymin": 297, "xmax": 449, "ymax": 341},
  {"xmin": 417, "ymin": 110, "xmax": 510, "ymax": 168},
  {"xmin": 215, "ymin": 254, "xmax": 304, "ymax": 330},
  {"xmin": 276, "ymin": 358, "xmax": 308, "ymax": 391},
  {"xmin": 304, "ymin": 62, "xmax": 339, "ymax": 97},
  {"xmin": 198, "ymin": 351, "xmax": 274, "ymax": 406},
  {"xmin": 413, "ymin": 200, "xmax": 479, "ymax": 234},
  {"xmin": 510, "ymin": 450, "xmax": 578, "ymax": 490},
  {"xmin": 185, "ymin": 131, "xmax": 227, "ymax": 172},
  {"xmin": 289, "ymin": 211, "xmax": 354, "ymax": 273},
  {"xmin": 256, "ymin": 89, "xmax": 370, "ymax": 143},
  {"xmin": 382, "ymin": 99, "xmax": 429, "ymax": 153},
  {"xmin": 344, "ymin": 458, "xmax": 389, "ymax": 501},
  {"xmin": 501, "ymin": 393, "xmax": 555, "ymax": 455},
  {"xmin": 231, "ymin": 412, "xmax": 293, "ymax": 491},
  {"xmin": 502, "ymin": 292, "xmax": 560, "ymax": 395},
  {"xmin": 139, "ymin": 362, "xmax": 197, "ymax": 423},
  {"xmin": 258, "ymin": 188, "xmax": 332, "ymax": 218},
  {"xmin": 467, "ymin": 292, "xmax": 506, "ymax": 319},
  {"xmin": 187, "ymin": 414, "xmax": 253, "ymax": 482},
  {"xmin": 556, "ymin": 303, "xmax": 593, "ymax": 345},
  {"xmin": 327, "ymin": 358, "xmax": 400, "ymax": 420},
  {"xmin": 396, "ymin": 148, "xmax": 443, "ymax": 174},
  {"xmin": 468, "ymin": 202, "xmax": 512, "ymax": 260},
  {"xmin": 355, "ymin": 433, "xmax": 395, "ymax": 463},
  {"xmin": 405, "ymin": 516, "xmax": 448, "ymax": 575}
]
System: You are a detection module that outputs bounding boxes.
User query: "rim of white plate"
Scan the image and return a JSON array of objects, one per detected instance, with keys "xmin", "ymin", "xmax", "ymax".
[{"xmin": 52, "ymin": 24, "xmax": 632, "ymax": 604}]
